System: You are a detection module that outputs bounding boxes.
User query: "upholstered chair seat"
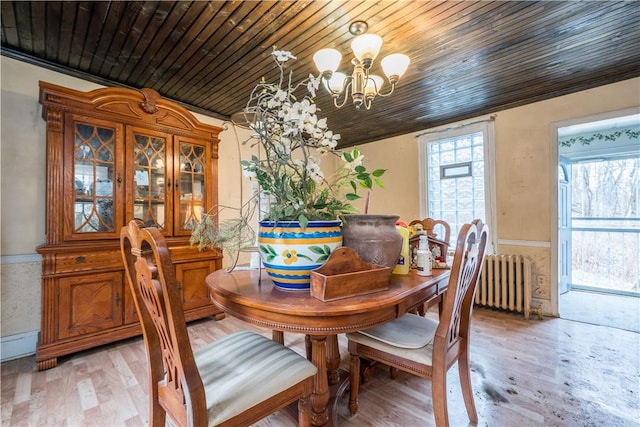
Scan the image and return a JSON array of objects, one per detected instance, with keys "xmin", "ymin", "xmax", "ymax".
[
  {"xmin": 195, "ymin": 330, "xmax": 317, "ymax": 425},
  {"xmin": 347, "ymin": 313, "xmax": 438, "ymax": 365}
]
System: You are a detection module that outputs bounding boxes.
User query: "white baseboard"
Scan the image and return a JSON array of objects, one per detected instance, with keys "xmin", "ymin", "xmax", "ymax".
[{"xmin": 1, "ymin": 330, "xmax": 38, "ymax": 362}]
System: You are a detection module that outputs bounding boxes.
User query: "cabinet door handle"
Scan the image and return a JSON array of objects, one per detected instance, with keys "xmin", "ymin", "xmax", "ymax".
[
  {"xmin": 117, "ymin": 175, "xmax": 122, "ymax": 186},
  {"xmin": 115, "ymin": 292, "xmax": 121, "ymax": 306},
  {"xmin": 177, "ymin": 281, "xmax": 182, "ymax": 291},
  {"xmin": 167, "ymin": 179, "xmax": 171, "ymax": 188},
  {"xmin": 75, "ymin": 256, "xmax": 85, "ymax": 263}
]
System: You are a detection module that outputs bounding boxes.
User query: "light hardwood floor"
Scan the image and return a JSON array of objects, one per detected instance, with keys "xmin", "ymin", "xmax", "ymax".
[{"xmin": 2, "ymin": 308, "xmax": 639, "ymax": 426}]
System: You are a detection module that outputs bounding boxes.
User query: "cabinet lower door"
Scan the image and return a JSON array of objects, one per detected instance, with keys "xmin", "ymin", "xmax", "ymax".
[
  {"xmin": 58, "ymin": 272, "xmax": 124, "ymax": 339},
  {"xmin": 175, "ymin": 260, "xmax": 215, "ymax": 311}
]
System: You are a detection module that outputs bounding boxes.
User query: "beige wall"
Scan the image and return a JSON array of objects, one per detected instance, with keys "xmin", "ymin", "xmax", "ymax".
[
  {"xmin": 1, "ymin": 54, "xmax": 638, "ymax": 350},
  {"xmin": 347, "ymin": 134, "xmax": 421, "ymax": 221}
]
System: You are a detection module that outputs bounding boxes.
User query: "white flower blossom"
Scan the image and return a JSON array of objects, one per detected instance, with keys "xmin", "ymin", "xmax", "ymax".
[
  {"xmin": 306, "ymin": 158, "xmax": 324, "ymax": 183},
  {"xmin": 272, "ymin": 50, "xmax": 296, "ymax": 62},
  {"xmin": 310, "ymin": 126, "xmax": 324, "ymax": 139},
  {"xmin": 267, "ymin": 89, "xmax": 287, "ymax": 109},
  {"xmin": 307, "ymin": 74, "xmax": 320, "ymax": 97},
  {"xmin": 319, "ymin": 131, "xmax": 340, "ymax": 148}
]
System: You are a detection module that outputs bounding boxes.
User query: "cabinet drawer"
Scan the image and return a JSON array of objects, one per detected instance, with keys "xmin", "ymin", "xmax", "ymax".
[{"xmin": 55, "ymin": 250, "xmax": 123, "ymax": 273}]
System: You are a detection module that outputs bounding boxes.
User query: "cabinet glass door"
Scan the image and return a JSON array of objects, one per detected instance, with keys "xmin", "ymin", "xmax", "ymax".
[
  {"xmin": 177, "ymin": 139, "xmax": 207, "ymax": 234},
  {"xmin": 131, "ymin": 130, "xmax": 168, "ymax": 231},
  {"xmin": 72, "ymin": 121, "xmax": 120, "ymax": 236}
]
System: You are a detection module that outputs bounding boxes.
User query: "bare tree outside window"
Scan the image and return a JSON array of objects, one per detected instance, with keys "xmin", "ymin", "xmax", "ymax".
[{"xmin": 571, "ymin": 158, "xmax": 639, "ymax": 293}]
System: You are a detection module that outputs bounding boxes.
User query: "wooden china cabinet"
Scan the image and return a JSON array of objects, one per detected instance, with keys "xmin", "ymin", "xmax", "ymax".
[{"xmin": 36, "ymin": 82, "xmax": 224, "ymax": 370}]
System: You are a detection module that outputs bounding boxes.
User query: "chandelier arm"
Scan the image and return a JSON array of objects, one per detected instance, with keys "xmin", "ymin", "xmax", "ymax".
[
  {"xmin": 363, "ymin": 97, "xmax": 374, "ymax": 110},
  {"xmin": 331, "ymin": 79, "xmax": 353, "ymax": 109},
  {"xmin": 374, "ymin": 82, "xmax": 397, "ymax": 98},
  {"xmin": 333, "ymin": 96, "xmax": 350, "ymax": 109}
]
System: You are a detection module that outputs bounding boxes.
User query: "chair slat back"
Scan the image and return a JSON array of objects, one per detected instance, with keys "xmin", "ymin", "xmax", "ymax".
[
  {"xmin": 409, "ymin": 218, "xmax": 451, "ymax": 244},
  {"xmin": 409, "ymin": 218, "xmax": 451, "ymax": 260},
  {"xmin": 120, "ymin": 220, "xmax": 206, "ymax": 426},
  {"xmin": 434, "ymin": 220, "xmax": 488, "ymax": 358}
]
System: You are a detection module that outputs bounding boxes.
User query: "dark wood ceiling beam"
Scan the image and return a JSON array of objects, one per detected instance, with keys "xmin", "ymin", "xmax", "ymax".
[
  {"xmin": 122, "ymin": 1, "xmax": 196, "ymax": 83},
  {"xmin": 86, "ymin": 2, "xmax": 127, "ymax": 75},
  {"xmin": 77, "ymin": 1, "xmax": 111, "ymax": 72},
  {"xmin": 188, "ymin": 0, "xmax": 357, "ymax": 112},
  {"xmin": 113, "ymin": 1, "xmax": 182, "ymax": 83},
  {"xmin": 417, "ymin": 18, "xmax": 639, "ymax": 101},
  {"xmin": 129, "ymin": 1, "xmax": 216, "ymax": 86},
  {"xmin": 66, "ymin": 1, "xmax": 91, "ymax": 69},
  {"xmin": 27, "ymin": 1, "xmax": 45, "ymax": 57},
  {"xmin": 13, "ymin": 1, "xmax": 34, "ymax": 53},
  {"xmin": 160, "ymin": 0, "xmax": 297, "ymax": 98},
  {"xmin": 101, "ymin": 0, "xmax": 160, "ymax": 79},
  {"xmin": 98, "ymin": 2, "xmax": 153, "ymax": 77},
  {"xmin": 57, "ymin": 2, "xmax": 76, "ymax": 64},
  {"xmin": 0, "ymin": 1, "xmax": 18, "ymax": 47},
  {"xmin": 138, "ymin": 1, "xmax": 244, "ymax": 88}
]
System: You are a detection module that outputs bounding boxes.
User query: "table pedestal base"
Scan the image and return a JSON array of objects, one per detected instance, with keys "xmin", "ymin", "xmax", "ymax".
[{"xmin": 283, "ymin": 367, "xmax": 352, "ymax": 427}]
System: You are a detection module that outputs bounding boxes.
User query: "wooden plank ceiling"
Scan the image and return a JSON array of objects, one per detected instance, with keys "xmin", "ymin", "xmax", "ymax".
[{"xmin": 2, "ymin": 1, "xmax": 639, "ymax": 147}]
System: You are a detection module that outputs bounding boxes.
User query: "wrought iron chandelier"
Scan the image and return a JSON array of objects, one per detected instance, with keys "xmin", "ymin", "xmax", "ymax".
[{"xmin": 313, "ymin": 21, "xmax": 410, "ymax": 110}]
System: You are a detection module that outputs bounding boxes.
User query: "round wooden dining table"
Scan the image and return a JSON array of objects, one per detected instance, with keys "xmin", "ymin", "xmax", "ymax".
[{"xmin": 206, "ymin": 268, "xmax": 450, "ymax": 426}]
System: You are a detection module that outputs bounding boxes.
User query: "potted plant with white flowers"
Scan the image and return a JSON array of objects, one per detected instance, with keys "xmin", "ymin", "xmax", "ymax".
[{"xmin": 191, "ymin": 48, "xmax": 386, "ymax": 289}]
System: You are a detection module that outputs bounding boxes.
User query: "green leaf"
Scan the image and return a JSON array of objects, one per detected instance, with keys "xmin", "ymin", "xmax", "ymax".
[
  {"xmin": 297, "ymin": 253, "xmax": 313, "ymax": 261},
  {"xmin": 362, "ymin": 176, "xmax": 373, "ymax": 189},
  {"xmin": 372, "ymin": 168, "xmax": 386, "ymax": 177},
  {"xmin": 374, "ymin": 177, "xmax": 384, "ymax": 188},
  {"xmin": 309, "ymin": 245, "xmax": 325, "ymax": 254},
  {"xmin": 345, "ymin": 193, "xmax": 361, "ymax": 201},
  {"xmin": 260, "ymin": 245, "xmax": 277, "ymax": 257},
  {"xmin": 260, "ymin": 245, "xmax": 276, "ymax": 262},
  {"xmin": 298, "ymin": 214, "xmax": 309, "ymax": 229}
]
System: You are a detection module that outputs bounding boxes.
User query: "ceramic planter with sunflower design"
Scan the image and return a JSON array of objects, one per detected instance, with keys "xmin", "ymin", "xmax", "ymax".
[{"xmin": 258, "ymin": 220, "xmax": 342, "ymax": 290}]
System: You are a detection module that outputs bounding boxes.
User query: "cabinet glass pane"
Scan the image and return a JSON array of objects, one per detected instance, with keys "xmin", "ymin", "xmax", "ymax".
[
  {"xmin": 179, "ymin": 142, "xmax": 205, "ymax": 231},
  {"xmin": 133, "ymin": 133, "xmax": 167, "ymax": 229},
  {"xmin": 74, "ymin": 123, "xmax": 115, "ymax": 233}
]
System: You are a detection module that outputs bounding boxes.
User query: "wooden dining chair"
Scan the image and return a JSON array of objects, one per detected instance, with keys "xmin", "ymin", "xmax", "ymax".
[
  {"xmin": 347, "ymin": 220, "xmax": 488, "ymax": 427},
  {"xmin": 120, "ymin": 220, "xmax": 317, "ymax": 427},
  {"xmin": 409, "ymin": 217, "xmax": 451, "ymax": 251}
]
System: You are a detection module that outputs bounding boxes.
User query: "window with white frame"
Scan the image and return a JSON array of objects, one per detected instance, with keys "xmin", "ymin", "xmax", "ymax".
[{"xmin": 417, "ymin": 119, "xmax": 496, "ymax": 253}]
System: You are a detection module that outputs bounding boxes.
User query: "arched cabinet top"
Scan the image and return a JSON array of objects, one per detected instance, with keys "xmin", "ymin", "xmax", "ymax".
[{"xmin": 39, "ymin": 81, "xmax": 222, "ymax": 141}]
